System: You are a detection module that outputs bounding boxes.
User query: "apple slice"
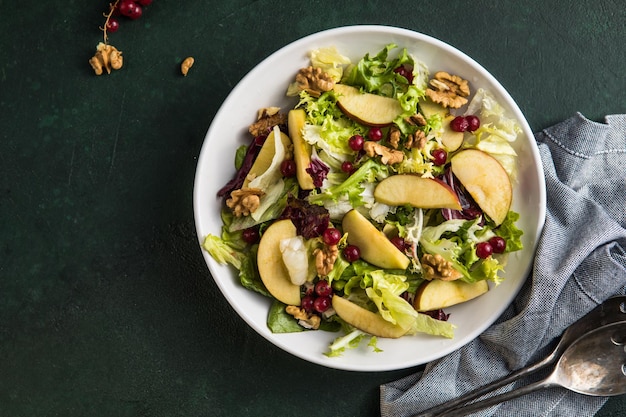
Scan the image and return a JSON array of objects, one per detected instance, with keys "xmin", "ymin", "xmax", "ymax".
[
  {"xmin": 333, "ymin": 84, "xmax": 403, "ymax": 127},
  {"xmin": 287, "ymin": 109, "xmax": 315, "ymax": 190},
  {"xmin": 450, "ymin": 149, "xmax": 512, "ymax": 225},
  {"xmin": 374, "ymin": 174, "xmax": 462, "ymax": 210},
  {"xmin": 413, "ymin": 279, "xmax": 489, "ymax": 312},
  {"xmin": 243, "ymin": 128, "xmax": 291, "ymax": 189},
  {"xmin": 342, "ymin": 209, "xmax": 410, "ymax": 270},
  {"xmin": 441, "ymin": 115, "xmax": 464, "ymax": 151},
  {"xmin": 257, "ymin": 219, "xmax": 301, "ymax": 306},
  {"xmin": 332, "ymin": 295, "xmax": 408, "ymax": 338}
]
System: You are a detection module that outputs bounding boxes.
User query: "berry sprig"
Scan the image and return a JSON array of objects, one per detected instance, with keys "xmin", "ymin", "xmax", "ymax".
[{"xmin": 90, "ymin": 0, "xmax": 154, "ymax": 75}]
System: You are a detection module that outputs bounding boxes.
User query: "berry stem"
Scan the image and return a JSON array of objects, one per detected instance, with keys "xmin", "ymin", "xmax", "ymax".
[{"xmin": 100, "ymin": 0, "xmax": 121, "ymax": 44}]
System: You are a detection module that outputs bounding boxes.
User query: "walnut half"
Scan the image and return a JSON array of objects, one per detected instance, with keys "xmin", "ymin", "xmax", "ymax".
[
  {"xmin": 363, "ymin": 141, "xmax": 404, "ymax": 165},
  {"xmin": 425, "ymin": 71, "xmax": 470, "ymax": 109},
  {"xmin": 226, "ymin": 188, "xmax": 264, "ymax": 217},
  {"xmin": 421, "ymin": 253, "xmax": 463, "ymax": 281},
  {"xmin": 313, "ymin": 244, "xmax": 339, "ymax": 277},
  {"xmin": 295, "ymin": 66, "xmax": 335, "ymax": 97}
]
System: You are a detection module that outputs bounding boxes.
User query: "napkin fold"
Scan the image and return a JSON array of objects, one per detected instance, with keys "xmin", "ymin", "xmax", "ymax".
[{"xmin": 380, "ymin": 113, "xmax": 626, "ymax": 417}]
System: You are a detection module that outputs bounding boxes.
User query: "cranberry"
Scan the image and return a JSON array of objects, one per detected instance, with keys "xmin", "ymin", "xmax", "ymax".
[
  {"xmin": 301, "ymin": 295, "xmax": 315, "ymax": 313},
  {"xmin": 390, "ymin": 236, "xmax": 406, "ymax": 252},
  {"xmin": 241, "ymin": 227, "xmax": 260, "ymax": 244},
  {"xmin": 348, "ymin": 134, "xmax": 365, "ymax": 151},
  {"xmin": 489, "ymin": 236, "xmax": 507, "ymax": 254},
  {"xmin": 450, "ymin": 116, "xmax": 469, "ymax": 132},
  {"xmin": 394, "ymin": 65, "xmax": 414, "ymax": 83},
  {"xmin": 476, "ymin": 242, "xmax": 493, "ymax": 259},
  {"xmin": 431, "ymin": 148, "xmax": 448, "ymax": 166},
  {"xmin": 466, "ymin": 115, "xmax": 481, "ymax": 132},
  {"xmin": 341, "ymin": 160, "xmax": 354, "ymax": 174},
  {"xmin": 313, "ymin": 296, "xmax": 331, "ymax": 313},
  {"xmin": 368, "ymin": 127, "xmax": 383, "ymax": 141},
  {"xmin": 315, "ymin": 280, "xmax": 333, "ymax": 297},
  {"xmin": 322, "ymin": 227, "xmax": 341, "ymax": 246},
  {"xmin": 280, "ymin": 159, "xmax": 296, "ymax": 177},
  {"xmin": 343, "ymin": 245, "xmax": 361, "ymax": 262}
]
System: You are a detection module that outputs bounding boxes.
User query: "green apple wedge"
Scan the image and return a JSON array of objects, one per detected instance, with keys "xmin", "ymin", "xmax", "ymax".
[
  {"xmin": 419, "ymin": 98, "xmax": 464, "ymax": 151},
  {"xmin": 257, "ymin": 219, "xmax": 301, "ymax": 306},
  {"xmin": 450, "ymin": 149, "xmax": 512, "ymax": 225},
  {"xmin": 332, "ymin": 295, "xmax": 408, "ymax": 338},
  {"xmin": 412, "ymin": 279, "xmax": 489, "ymax": 312},
  {"xmin": 342, "ymin": 209, "xmax": 410, "ymax": 270},
  {"xmin": 287, "ymin": 109, "xmax": 315, "ymax": 190},
  {"xmin": 333, "ymin": 84, "xmax": 403, "ymax": 127},
  {"xmin": 374, "ymin": 174, "xmax": 462, "ymax": 210}
]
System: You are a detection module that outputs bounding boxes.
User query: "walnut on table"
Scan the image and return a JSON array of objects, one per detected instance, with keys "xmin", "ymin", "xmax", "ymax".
[
  {"xmin": 89, "ymin": 42, "xmax": 123, "ymax": 75},
  {"xmin": 226, "ymin": 188, "xmax": 264, "ymax": 217},
  {"xmin": 421, "ymin": 253, "xmax": 463, "ymax": 281},
  {"xmin": 425, "ymin": 71, "xmax": 470, "ymax": 109},
  {"xmin": 294, "ymin": 66, "xmax": 335, "ymax": 97}
]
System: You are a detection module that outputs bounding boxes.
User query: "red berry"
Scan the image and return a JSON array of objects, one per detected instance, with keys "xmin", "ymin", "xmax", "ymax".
[
  {"xmin": 341, "ymin": 160, "xmax": 354, "ymax": 173},
  {"xmin": 476, "ymin": 242, "xmax": 493, "ymax": 259},
  {"xmin": 368, "ymin": 127, "xmax": 383, "ymax": 141},
  {"xmin": 466, "ymin": 115, "xmax": 481, "ymax": 132},
  {"xmin": 348, "ymin": 134, "xmax": 364, "ymax": 151},
  {"xmin": 106, "ymin": 17, "xmax": 120, "ymax": 33},
  {"xmin": 431, "ymin": 148, "xmax": 447, "ymax": 166},
  {"xmin": 301, "ymin": 295, "xmax": 315, "ymax": 313},
  {"xmin": 241, "ymin": 227, "xmax": 260, "ymax": 244},
  {"xmin": 343, "ymin": 245, "xmax": 361, "ymax": 262},
  {"xmin": 280, "ymin": 159, "xmax": 296, "ymax": 177},
  {"xmin": 489, "ymin": 236, "xmax": 507, "ymax": 253},
  {"xmin": 389, "ymin": 236, "xmax": 406, "ymax": 252},
  {"xmin": 394, "ymin": 66, "xmax": 413, "ymax": 83},
  {"xmin": 313, "ymin": 296, "xmax": 331, "ymax": 313},
  {"xmin": 117, "ymin": 0, "xmax": 135, "ymax": 16},
  {"xmin": 322, "ymin": 228, "xmax": 341, "ymax": 246},
  {"xmin": 314, "ymin": 280, "xmax": 333, "ymax": 297},
  {"xmin": 127, "ymin": 3, "xmax": 142, "ymax": 19},
  {"xmin": 450, "ymin": 116, "xmax": 469, "ymax": 132}
]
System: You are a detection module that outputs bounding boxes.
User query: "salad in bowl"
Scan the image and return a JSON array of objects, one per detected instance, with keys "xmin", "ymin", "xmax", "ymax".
[{"xmin": 194, "ymin": 26, "xmax": 545, "ymax": 371}]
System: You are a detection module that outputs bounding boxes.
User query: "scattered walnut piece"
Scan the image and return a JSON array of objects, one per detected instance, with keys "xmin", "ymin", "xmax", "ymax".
[
  {"xmin": 405, "ymin": 113, "xmax": 427, "ymax": 126},
  {"xmin": 285, "ymin": 305, "xmax": 321, "ymax": 330},
  {"xmin": 248, "ymin": 110, "xmax": 287, "ymax": 137},
  {"xmin": 388, "ymin": 126, "xmax": 401, "ymax": 149},
  {"xmin": 294, "ymin": 66, "xmax": 335, "ymax": 97},
  {"xmin": 89, "ymin": 42, "xmax": 123, "ymax": 75},
  {"xmin": 226, "ymin": 188, "xmax": 264, "ymax": 217},
  {"xmin": 313, "ymin": 244, "xmax": 339, "ymax": 277},
  {"xmin": 406, "ymin": 130, "xmax": 427, "ymax": 149},
  {"xmin": 363, "ymin": 141, "xmax": 404, "ymax": 165},
  {"xmin": 425, "ymin": 71, "xmax": 470, "ymax": 109},
  {"xmin": 180, "ymin": 57, "xmax": 194, "ymax": 76},
  {"xmin": 421, "ymin": 253, "xmax": 463, "ymax": 281}
]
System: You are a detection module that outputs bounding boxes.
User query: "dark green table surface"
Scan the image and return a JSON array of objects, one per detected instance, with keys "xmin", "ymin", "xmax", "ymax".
[{"xmin": 1, "ymin": 1, "xmax": 624, "ymax": 416}]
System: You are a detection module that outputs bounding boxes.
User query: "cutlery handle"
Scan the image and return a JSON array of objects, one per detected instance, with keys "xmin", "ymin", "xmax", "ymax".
[
  {"xmin": 435, "ymin": 378, "xmax": 555, "ymax": 417},
  {"xmin": 414, "ymin": 355, "xmax": 554, "ymax": 417}
]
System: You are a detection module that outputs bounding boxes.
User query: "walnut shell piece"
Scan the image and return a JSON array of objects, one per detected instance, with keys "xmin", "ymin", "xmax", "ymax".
[
  {"xmin": 425, "ymin": 71, "xmax": 470, "ymax": 109},
  {"xmin": 421, "ymin": 253, "xmax": 463, "ymax": 281},
  {"xmin": 89, "ymin": 42, "xmax": 123, "ymax": 75}
]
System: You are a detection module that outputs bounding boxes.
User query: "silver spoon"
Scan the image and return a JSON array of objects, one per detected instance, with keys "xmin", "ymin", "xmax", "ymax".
[
  {"xmin": 416, "ymin": 296, "xmax": 626, "ymax": 417},
  {"xmin": 435, "ymin": 321, "xmax": 626, "ymax": 417}
]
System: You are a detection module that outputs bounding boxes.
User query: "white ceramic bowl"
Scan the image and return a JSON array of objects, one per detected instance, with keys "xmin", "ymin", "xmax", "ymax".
[{"xmin": 193, "ymin": 25, "xmax": 546, "ymax": 371}]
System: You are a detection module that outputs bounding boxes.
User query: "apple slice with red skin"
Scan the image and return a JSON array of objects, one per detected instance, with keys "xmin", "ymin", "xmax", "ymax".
[
  {"xmin": 413, "ymin": 279, "xmax": 489, "ymax": 312},
  {"xmin": 332, "ymin": 295, "xmax": 409, "ymax": 338},
  {"xmin": 333, "ymin": 84, "xmax": 403, "ymax": 127},
  {"xmin": 374, "ymin": 174, "xmax": 462, "ymax": 210},
  {"xmin": 450, "ymin": 149, "xmax": 512, "ymax": 225}
]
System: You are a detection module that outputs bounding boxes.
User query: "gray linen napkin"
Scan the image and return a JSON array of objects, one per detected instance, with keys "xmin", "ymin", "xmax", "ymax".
[{"xmin": 380, "ymin": 113, "xmax": 626, "ymax": 417}]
